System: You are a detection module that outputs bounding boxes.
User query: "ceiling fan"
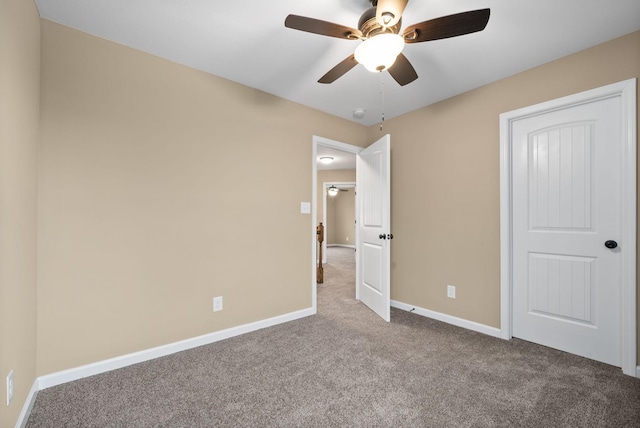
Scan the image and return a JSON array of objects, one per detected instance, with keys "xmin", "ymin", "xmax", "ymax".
[
  {"xmin": 285, "ymin": 0, "xmax": 490, "ymax": 86},
  {"xmin": 327, "ymin": 185, "xmax": 349, "ymax": 196}
]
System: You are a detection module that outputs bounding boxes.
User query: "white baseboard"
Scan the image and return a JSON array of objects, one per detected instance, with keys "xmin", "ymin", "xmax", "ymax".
[
  {"xmin": 392, "ymin": 300, "xmax": 640, "ymax": 379},
  {"xmin": 37, "ymin": 307, "xmax": 315, "ymax": 391},
  {"xmin": 15, "ymin": 307, "xmax": 314, "ymax": 426},
  {"xmin": 391, "ymin": 300, "xmax": 502, "ymax": 339},
  {"xmin": 15, "ymin": 380, "xmax": 39, "ymax": 428},
  {"xmin": 327, "ymin": 244, "xmax": 355, "ymax": 249},
  {"xmin": 14, "ymin": 303, "xmax": 638, "ymax": 427}
]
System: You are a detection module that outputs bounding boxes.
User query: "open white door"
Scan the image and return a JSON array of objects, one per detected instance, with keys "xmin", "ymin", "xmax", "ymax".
[{"xmin": 357, "ymin": 135, "xmax": 391, "ymax": 321}]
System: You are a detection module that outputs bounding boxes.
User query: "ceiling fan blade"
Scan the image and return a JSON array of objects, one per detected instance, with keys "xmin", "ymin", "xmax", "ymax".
[
  {"xmin": 375, "ymin": 0, "xmax": 408, "ymax": 28},
  {"xmin": 318, "ymin": 55, "xmax": 359, "ymax": 84},
  {"xmin": 402, "ymin": 9, "xmax": 490, "ymax": 44},
  {"xmin": 285, "ymin": 15, "xmax": 362, "ymax": 40},
  {"xmin": 388, "ymin": 53, "xmax": 418, "ymax": 86}
]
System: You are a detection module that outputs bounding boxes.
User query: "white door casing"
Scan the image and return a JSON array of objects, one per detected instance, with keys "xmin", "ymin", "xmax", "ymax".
[
  {"xmin": 322, "ymin": 181, "xmax": 356, "ymax": 264},
  {"xmin": 357, "ymin": 135, "xmax": 391, "ymax": 322},
  {"xmin": 312, "ymin": 136, "xmax": 362, "ymax": 314},
  {"xmin": 500, "ymin": 79, "xmax": 637, "ymax": 376}
]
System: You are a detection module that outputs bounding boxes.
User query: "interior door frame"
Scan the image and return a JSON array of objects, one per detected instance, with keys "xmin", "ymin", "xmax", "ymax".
[
  {"xmin": 312, "ymin": 136, "xmax": 362, "ymax": 313},
  {"xmin": 322, "ymin": 181, "xmax": 357, "ymax": 264},
  {"xmin": 499, "ymin": 79, "xmax": 637, "ymax": 376}
]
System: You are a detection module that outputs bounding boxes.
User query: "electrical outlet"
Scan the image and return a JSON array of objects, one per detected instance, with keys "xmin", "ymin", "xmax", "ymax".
[
  {"xmin": 213, "ymin": 296, "xmax": 223, "ymax": 312},
  {"xmin": 6, "ymin": 370, "xmax": 14, "ymax": 406},
  {"xmin": 447, "ymin": 285, "xmax": 456, "ymax": 299}
]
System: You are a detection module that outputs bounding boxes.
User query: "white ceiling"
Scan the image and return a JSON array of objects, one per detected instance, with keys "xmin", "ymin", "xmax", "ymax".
[{"xmin": 35, "ymin": 0, "xmax": 640, "ymax": 126}]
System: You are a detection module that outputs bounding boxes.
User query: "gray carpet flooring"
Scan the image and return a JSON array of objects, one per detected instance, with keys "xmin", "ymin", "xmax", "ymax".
[{"xmin": 27, "ymin": 247, "xmax": 640, "ymax": 427}]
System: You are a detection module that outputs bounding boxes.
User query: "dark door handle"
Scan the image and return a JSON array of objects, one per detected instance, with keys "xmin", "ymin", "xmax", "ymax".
[
  {"xmin": 379, "ymin": 234, "xmax": 386, "ymax": 240},
  {"xmin": 605, "ymin": 240, "xmax": 618, "ymax": 249},
  {"xmin": 388, "ymin": 234, "xmax": 393, "ymax": 240}
]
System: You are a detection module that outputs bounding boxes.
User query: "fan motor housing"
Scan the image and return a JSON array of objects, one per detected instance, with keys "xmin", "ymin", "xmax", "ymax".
[{"xmin": 358, "ymin": 6, "xmax": 402, "ymax": 38}]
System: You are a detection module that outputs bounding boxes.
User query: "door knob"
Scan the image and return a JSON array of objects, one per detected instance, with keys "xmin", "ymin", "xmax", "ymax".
[
  {"xmin": 379, "ymin": 234, "xmax": 386, "ymax": 240},
  {"xmin": 604, "ymin": 240, "xmax": 618, "ymax": 249},
  {"xmin": 387, "ymin": 234, "xmax": 394, "ymax": 240}
]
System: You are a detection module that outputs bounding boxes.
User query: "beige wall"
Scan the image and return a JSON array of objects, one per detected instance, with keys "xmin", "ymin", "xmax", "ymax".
[
  {"xmin": 38, "ymin": 20, "xmax": 366, "ymax": 375},
  {"xmin": 368, "ymin": 31, "xmax": 640, "ymax": 356},
  {"xmin": 329, "ymin": 189, "xmax": 355, "ymax": 246},
  {"xmin": 36, "ymin": 26, "xmax": 640, "ymax": 379},
  {"xmin": 0, "ymin": 0, "xmax": 40, "ymax": 425}
]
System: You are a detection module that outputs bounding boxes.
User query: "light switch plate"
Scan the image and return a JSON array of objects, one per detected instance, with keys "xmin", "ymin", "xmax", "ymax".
[
  {"xmin": 300, "ymin": 202, "xmax": 311, "ymax": 214},
  {"xmin": 447, "ymin": 285, "xmax": 456, "ymax": 299},
  {"xmin": 213, "ymin": 296, "xmax": 223, "ymax": 312}
]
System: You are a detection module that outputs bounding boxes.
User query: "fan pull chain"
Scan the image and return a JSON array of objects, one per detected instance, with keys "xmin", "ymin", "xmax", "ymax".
[{"xmin": 379, "ymin": 71, "xmax": 385, "ymax": 131}]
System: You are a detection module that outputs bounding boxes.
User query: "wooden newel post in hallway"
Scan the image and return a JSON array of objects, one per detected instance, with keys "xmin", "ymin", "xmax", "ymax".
[{"xmin": 317, "ymin": 222, "xmax": 324, "ymax": 283}]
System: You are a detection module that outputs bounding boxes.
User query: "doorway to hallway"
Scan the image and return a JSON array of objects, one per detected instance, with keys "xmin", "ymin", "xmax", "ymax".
[{"xmin": 311, "ymin": 135, "xmax": 392, "ymax": 322}]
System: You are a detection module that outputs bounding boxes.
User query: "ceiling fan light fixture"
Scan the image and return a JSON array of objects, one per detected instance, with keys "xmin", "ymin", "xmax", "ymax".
[
  {"xmin": 328, "ymin": 185, "xmax": 339, "ymax": 196},
  {"xmin": 354, "ymin": 33, "xmax": 404, "ymax": 72}
]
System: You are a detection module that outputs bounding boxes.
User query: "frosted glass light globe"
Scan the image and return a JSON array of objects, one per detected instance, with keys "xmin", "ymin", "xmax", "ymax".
[{"xmin": 354, "ymin": 33, "xmax": 404, "ymax": 72}]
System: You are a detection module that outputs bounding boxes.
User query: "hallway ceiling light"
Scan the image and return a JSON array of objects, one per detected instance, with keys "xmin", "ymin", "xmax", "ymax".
[
  {"xmin": 319, "ymin": 156, "xmax": 334, "ymax": 164},
  {"xmin": 328, "ymin": 185, "xmax": 339, "ymax": 196}
]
